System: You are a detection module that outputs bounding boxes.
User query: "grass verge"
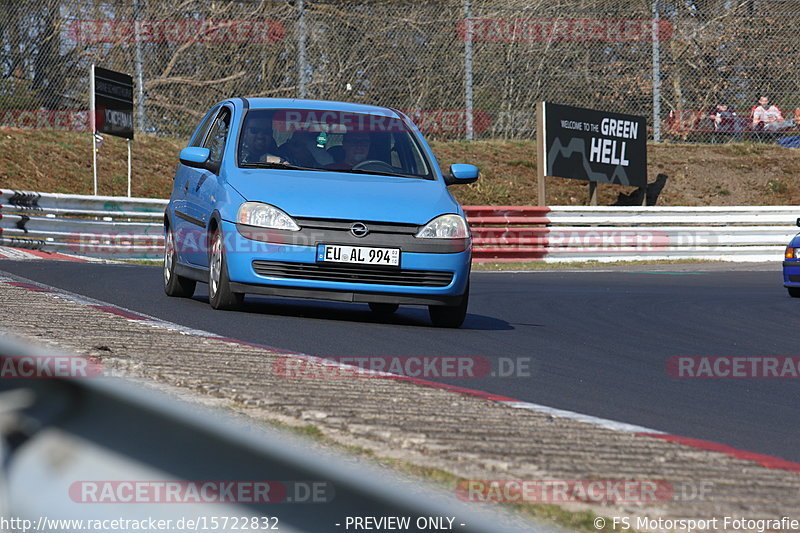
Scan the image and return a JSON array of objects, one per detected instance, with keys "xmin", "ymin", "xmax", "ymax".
[{"xmin": 4, "ymin": 129, "xmax": 800, "ymax": 206}]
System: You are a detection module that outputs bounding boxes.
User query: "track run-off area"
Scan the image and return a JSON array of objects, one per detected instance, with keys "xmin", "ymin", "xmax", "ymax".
[{"xmin": 0, "ymin": 259, "xmax": 796, "ymax": 464}]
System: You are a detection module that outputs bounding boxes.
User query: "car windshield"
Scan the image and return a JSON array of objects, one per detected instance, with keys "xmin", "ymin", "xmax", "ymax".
[{"xmin": 237, "ymin": 109, "xmax": 432, "ymax": 179}]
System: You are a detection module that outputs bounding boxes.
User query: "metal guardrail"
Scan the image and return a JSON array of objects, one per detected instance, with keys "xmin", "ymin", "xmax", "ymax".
[
  {"xmin": 0, "ymin": 190, "xmax": 165, "ymax": 259},
  {"xmin": 0, "ymin": 333, "xmax": 535, "ymax": 533},
  {"xmin": 1, "ymin": 190, "xmax": 796, "ymax": 262},
  {"xmin": 466, "ymin": 205, "xmax": 799, "ymax": 263}
]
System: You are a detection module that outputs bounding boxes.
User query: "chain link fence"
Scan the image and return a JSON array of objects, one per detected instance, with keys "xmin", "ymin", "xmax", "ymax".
[{"xmin": 1, "ymin": 0, "xmax": 799, "ymax": 142}]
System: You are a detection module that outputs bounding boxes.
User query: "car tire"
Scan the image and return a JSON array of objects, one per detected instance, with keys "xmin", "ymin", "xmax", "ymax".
[
  {"xmin": 369, "ymin": 302, "xmax": 399, "ymax": 315},
  {"xmin": 164, "ymin": 228, "xmax": 196, "ymax": 298},
  {"xmin": 428, "ymin": 282, "xmax": 469, "ymax": 328},
  {"xmin": 208, "ymin": 228, "xmax": 244, "ymax": 310},
  {"xmin": 788, "ymin": 287, "xmax": 800, "ymax": 298}
]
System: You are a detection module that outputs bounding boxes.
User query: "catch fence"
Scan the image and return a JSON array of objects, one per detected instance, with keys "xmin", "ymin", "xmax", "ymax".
[{"xmin": 2, "ymin": 0, "xmax": 799, "ymax": 143}]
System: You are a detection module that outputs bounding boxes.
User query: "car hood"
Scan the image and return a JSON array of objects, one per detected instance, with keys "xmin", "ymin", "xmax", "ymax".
[{"xmin": 225, "ymin": 169, "xmax": 459, "ymax": 225}]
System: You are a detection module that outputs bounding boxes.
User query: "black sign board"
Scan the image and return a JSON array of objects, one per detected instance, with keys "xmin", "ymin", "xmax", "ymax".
[
  {"xmin": 543, "ymin": 102, "xmax": 646, "ymax": 187},
  {"xmin": 92, "ymin": 66, "xmax": 134, "ymax": 139}
]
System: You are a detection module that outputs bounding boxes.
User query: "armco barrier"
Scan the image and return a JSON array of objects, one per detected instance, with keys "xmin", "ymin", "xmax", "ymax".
[
  {"xmin": 0, "ymin": 190, "xmax": 165, "ymax": 259},
  {"xmin": 465, "ymin": 205, "xmax": 799, "ymax": 263},
  {"xmin": 1, "ymin": 190, "xmax": 797, "ymax": 262},
  {"xmin": 0, "ymin": 333, "xmax": 531, "ymax": 533}
]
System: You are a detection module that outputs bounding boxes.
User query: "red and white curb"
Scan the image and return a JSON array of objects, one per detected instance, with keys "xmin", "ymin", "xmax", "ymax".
[
  {"xmin": 1, "ymin": 272, "xmax": 799, "ymax": 474},
  {"xmin": 0, "ymin": 246, "xmax": 98, "ymax": 262}
]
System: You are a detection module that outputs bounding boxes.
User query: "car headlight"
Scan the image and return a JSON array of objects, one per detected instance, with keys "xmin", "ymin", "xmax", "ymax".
[
  {"xmin": 786, "ymin": 246, "xmax": 800, "ymax": 259},
  {"xmin": 415, "ymin": 214, "xmax": 469, "ymax": 239},
  {"xmin": 237, "ymin": 202, "xmax": 300, "ymax": 231}
]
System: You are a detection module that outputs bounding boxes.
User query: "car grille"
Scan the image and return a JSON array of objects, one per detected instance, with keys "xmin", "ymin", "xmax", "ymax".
[
  {"xmin": 252, "ymin": 260, "xmax": 453, "ymax": 287},
  {"xmin": 294, "ymin": 217, "xmax": 420, "ymax": 235}
]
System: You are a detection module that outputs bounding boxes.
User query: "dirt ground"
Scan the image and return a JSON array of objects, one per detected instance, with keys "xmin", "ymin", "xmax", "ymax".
[{"xmin": 2, "ymin": 129, "xmax": 799, "ymax": 206}]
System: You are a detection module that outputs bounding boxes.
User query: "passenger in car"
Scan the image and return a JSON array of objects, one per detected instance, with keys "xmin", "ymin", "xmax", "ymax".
[
  {"xmin": 325, "ymin": 132, "xmax": 373, "ymax": 169},
  {"xmin": 280, "ymin": 131, "xmax": 333, "ymax": 167}
]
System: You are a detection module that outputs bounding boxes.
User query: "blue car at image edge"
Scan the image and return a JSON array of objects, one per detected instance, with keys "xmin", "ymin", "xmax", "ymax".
[
  {"xmin": 784, "ymin": 217, "xmax": 800, "ymax": 297},
  {"xmin": 163, "ymin": 98, "xmax": 479, "ymax": 327}
]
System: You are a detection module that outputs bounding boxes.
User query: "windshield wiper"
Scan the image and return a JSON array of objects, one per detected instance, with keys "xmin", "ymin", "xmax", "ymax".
[
  {"xmin": 240, "ymin": 162, "xmax": 322, "ymax": 171},
  {"xmin": 324, "ymin": 168, "xmax": 425, "ymax": 179}
]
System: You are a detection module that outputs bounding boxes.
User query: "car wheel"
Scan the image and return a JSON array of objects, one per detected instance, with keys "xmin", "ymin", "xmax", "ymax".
[
  {"xmin": 163, "ymin": 228, "xmax": 196, "ymax": 298},
  {"xmin": 208, "ymin": 228, "xmax": 243, "ymax": 310},
  {"xmin": 369, "ymin": 302, "xmax": 399, "ymax": 315},
  {"xmin": 788, "ymin": 287, "xmax": 800, "ymax": 298},
  {"xmin": 428, "ymin": 281, "xmax": 469, "ymax": 328}
]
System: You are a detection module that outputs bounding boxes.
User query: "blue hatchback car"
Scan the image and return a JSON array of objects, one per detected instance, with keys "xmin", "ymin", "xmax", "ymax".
[
  {"xmin": 164, "ymin": 98, "xmax": 479, "ymax": 327},
  {"xmin": 784, "ymin": 218, "xmax": 800, "ymax": 297}
]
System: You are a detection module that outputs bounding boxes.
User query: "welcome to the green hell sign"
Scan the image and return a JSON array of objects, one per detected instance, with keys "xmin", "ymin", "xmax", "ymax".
[
  {"xmin": 545, "ymin": 102, "xmax": 647, "ymax": 188},
  {"xmin": 590, "ymin": 118, "xmax": 639, "ymax": 166},
  {"xmin": 559, "ymin": 117, "xmax": 640, "ymax": 167}
]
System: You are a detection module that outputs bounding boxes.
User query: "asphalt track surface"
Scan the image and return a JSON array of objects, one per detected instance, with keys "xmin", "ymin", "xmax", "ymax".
[{"xmin": 2, "ymin": 260, "xmax": 797, "ymax": 463}]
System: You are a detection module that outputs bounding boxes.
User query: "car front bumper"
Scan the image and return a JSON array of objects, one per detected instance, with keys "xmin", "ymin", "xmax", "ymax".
[
  {"xmin": 222, "ymin": 221, "xmax": 471, "ymax": 305},
  {"xmin": 783, "ymin": 260, "xmax": 800, "ymax": 287}
]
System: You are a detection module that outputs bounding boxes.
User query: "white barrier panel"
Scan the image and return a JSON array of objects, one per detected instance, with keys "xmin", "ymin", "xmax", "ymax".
[
  {"xmin": 1, "ymin": 190, "xmax": 798, "ymax": 262},
  {"xmin": 467, "ymin": 205, "xmax": 799, "ymax": 262}
]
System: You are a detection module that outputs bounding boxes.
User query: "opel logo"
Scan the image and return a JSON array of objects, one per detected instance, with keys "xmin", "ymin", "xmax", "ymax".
[{"xmin": 350, "ymin": 222, "xmax": 369, "ymax": 238}]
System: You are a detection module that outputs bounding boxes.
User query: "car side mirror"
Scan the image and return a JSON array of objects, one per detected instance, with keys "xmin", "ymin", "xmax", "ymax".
[
  {"xmin": 796, "ymin": 217, "xmax": 800, "ymax": 227},
  {"xmin": 179, "ymin": 147, "xmax": 218, "ymax": 173},
  {"xmin": 444, "ymin": 163, "xmax": 479, "ymax": 185}
]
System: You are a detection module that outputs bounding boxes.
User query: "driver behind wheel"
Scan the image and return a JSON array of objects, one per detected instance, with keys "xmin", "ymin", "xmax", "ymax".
[
  {"xmin": 239, "ymin": 117, "xmax": 289, "ymax": 165},
  {"xmin": 325, "ymin": 131, "xmax": 373, "ymax": 169},
  {"xmin": 240, "ymin": 122, "xmax": 271, "ymax": 163}
]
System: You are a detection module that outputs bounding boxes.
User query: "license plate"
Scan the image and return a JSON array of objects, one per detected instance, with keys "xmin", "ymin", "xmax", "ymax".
[{"xmin": 317, "ymin": 244, "xmax": 400, "ymax": 266}]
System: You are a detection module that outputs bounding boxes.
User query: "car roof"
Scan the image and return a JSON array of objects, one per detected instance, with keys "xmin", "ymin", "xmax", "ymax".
[{"xmin": 237, "ymin": 97, "xmax": 402, "ymax": 118}]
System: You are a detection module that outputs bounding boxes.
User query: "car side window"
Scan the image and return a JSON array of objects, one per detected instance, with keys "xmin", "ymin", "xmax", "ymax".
[
  {"xmin": 189, "ymin": 106, "xmax": 219, "ymax": 147},
  {"xmin": 391, "ymin": 132, "xmax": 427, "ymax": 175},
  {"xmin": 203, "ymin": 107, "xmax": 232, "ymax": 168}
]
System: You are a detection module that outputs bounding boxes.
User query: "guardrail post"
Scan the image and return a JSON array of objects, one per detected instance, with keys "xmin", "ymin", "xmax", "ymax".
[{"xmin": 536, "ymin": 101, "xmax": 547, "ymax": 205}]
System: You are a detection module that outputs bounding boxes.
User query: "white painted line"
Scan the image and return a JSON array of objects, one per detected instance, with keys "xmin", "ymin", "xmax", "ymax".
[
  {"xmin": 0, "ymin": 247, "xmax": 41, "ymax": 260},
  {"xmin": 501, "ymin": 401, "xmax": 665, "ymax": 434}
]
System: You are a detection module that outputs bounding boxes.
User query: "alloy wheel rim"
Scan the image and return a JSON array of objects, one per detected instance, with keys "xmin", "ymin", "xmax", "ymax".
[
  {"xmin": 164, "ymin": 232, "xmax": 173, "ymax": 285},
  {"xmin": 209, "ymin": 234, "xmax": 221, "ymax": 298}
]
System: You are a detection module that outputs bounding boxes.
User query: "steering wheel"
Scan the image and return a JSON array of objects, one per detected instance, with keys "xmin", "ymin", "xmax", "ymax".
[{"xmin": 352, "ymin": 159, "xmax": 396, "ymax": 173}]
